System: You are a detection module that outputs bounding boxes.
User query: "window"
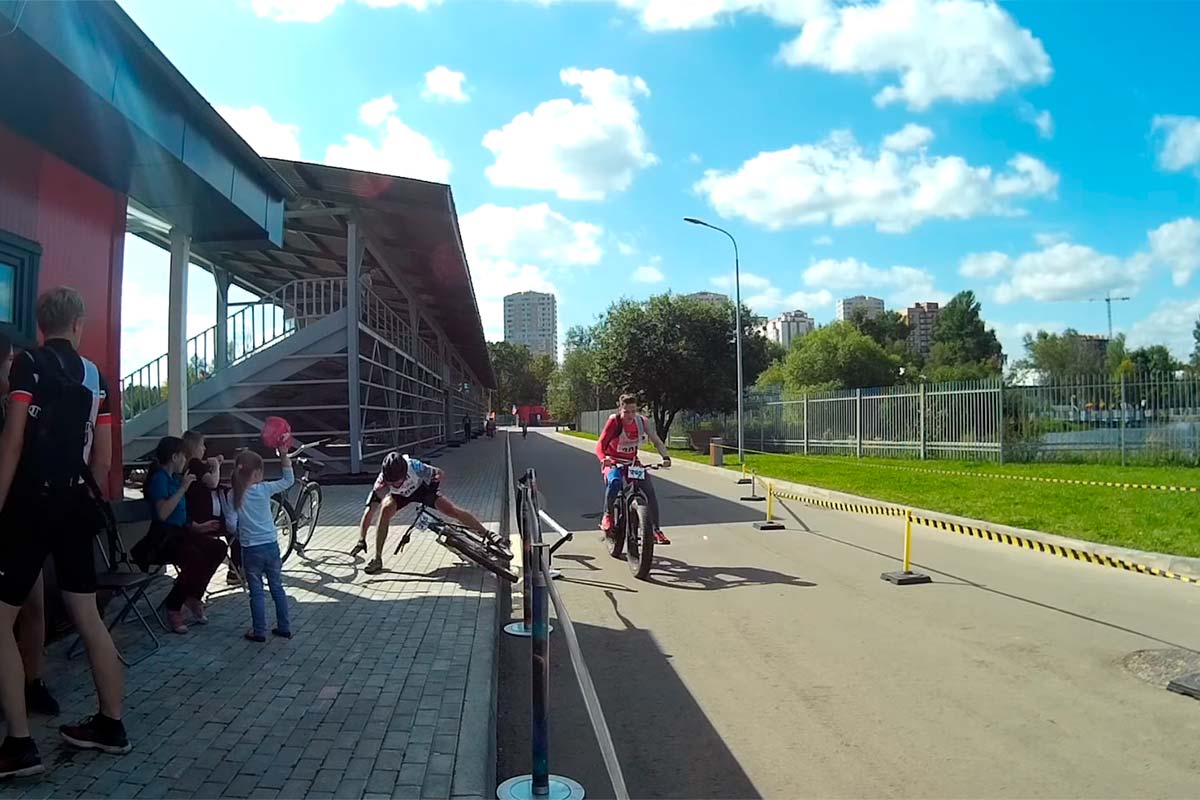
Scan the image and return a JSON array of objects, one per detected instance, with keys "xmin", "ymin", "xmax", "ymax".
[{"xmin": 0, "ymin": 231, "xmax": 40, "ymax": 348}]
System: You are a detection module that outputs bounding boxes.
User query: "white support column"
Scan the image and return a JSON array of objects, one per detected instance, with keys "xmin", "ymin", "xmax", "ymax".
[
  {"xmin": 167, "ymin": 227, "xmax": 191, "ymax": 436},
  {"xmin": 214, "ymin": 269, "xmax": 230, "ymax": 371},
  {"xmin": 346, "ymin": 221, "xmax": 363, "ymax": 473}
]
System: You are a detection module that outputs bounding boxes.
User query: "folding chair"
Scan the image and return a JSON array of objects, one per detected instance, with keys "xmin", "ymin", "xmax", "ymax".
[{"xmin": 68, "ymin": 500, "xmax": 170, "ymax": 667}]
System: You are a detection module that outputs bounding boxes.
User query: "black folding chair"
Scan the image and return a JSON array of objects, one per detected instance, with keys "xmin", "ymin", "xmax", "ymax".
[{"xmin": 68, "ymin": 500, "xmax": 169, "ymax": 667}]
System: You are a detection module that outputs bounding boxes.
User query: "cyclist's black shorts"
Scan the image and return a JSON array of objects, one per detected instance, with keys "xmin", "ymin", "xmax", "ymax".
[
  {"xmin": 0, "ymin": 487, "xmax": 103, "ymax": 605},
  {"xmin": 364, "ymin": 481, "xmax": 441, "ymax": 511}
]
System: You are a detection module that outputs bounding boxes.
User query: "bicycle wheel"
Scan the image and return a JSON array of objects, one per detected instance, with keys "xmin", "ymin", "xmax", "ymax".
[
  {"xmin": 439, "ymin": 532, "xmax": 519, "ymax": 583},
  {"xmin": 271, "ymin": 496, "xmax": 297, "ymax": 563},
  {"xmin": 605, "ymin": 503, "xmax": 625, "ymax": 560},
  {"xmin": 296, "ymin": 483, "xmax": 323, "ymax": 550},
  {"xmin": 626, "ymin": 497, "xmax": 654, "ymax": 580}
]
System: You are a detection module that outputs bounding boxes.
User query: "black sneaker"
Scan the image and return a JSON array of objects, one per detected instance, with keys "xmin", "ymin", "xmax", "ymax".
[
  {"xmin": 0, "ymin": 737, "xmax": 43, "ymax": 779},
  {"xmin": 59, "ymin": 715, "xmax": 131, "ymax": 755},
  {"xmin": 25, "ymin": 679, "xmax": 59, "ymax": 716}
]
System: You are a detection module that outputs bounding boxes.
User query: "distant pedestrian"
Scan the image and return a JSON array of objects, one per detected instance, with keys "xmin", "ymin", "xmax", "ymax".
[{"xmin": 224, "ymin": 447, "xmax": 293, "ymax": 642}]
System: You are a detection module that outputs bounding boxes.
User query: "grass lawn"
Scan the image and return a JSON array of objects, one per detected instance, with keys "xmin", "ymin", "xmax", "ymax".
[{"xmin": 560, "ymin": 430, "xmax": 1200, "ymax": 557}]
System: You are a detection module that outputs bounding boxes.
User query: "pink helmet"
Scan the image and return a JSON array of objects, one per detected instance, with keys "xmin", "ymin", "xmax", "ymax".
[{"xmin": 261, "ymin": 416, "xmax": 292, "ymax": 449}]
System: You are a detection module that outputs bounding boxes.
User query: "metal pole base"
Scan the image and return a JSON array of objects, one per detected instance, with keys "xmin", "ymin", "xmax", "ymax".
[
  {"xmin": 736, "ymin": 477, "xmax": 752, "ymax": 485},
  {"xmin": 548, "ymin": 568, "xmax": 563, "ymax": 580},
  {"xmin": 753, "ymin": 521, "xmax": 785, "ymax": 530},
  {"xmin": 740, "ymin": 494, "xmax": 765, "ymax": 502},
  {"xmin": 503, "ymin": 620, "xmax": 553, "ymax": 638},
  {"xmin": 881, "ymin": 570, "xmax": 932, "ymax": 586},
  {"xmin": 1167, "ymin": 672, "xmax": 1200, "ymax": 700},
  {"xmin": 497, "ymin": 775, "xmax": 585, "ymax": 800}
]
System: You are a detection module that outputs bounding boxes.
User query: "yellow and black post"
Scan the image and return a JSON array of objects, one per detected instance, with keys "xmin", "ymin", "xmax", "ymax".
[
  {"xmin": 753, "ymin": 481, "xmax": 785, "ymax": 530},
  {"xmin": 881, "ymin": 510, "xmax": 931, "ymax": 585}
]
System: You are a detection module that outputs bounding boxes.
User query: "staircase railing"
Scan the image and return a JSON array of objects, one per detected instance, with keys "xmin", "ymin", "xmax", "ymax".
[
  {"xmin": 360, "ymin": 285, "xmax": 443, "ymax": 376},
  {"xmin": 120, "ymin": 277, "xmax": 347, "ymax": 421}
]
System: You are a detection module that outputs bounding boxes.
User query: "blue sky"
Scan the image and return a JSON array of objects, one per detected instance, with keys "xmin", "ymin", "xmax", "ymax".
[{"xmin": 117, "ymin": 0, "xmax": 1200, "ymax": 376}]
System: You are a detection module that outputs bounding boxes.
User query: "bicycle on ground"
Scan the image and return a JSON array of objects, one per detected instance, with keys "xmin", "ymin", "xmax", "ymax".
[
  {"xmin": 604, "ymin": 461, "xmax": 664, "ymax": 580},
  {"xmin": 394, "ymin": 505, "xmax": 517, "ymax": 583}
]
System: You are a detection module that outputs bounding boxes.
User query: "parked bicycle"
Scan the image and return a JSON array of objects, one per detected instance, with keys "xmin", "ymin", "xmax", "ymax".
[
  {"xmin": 604, "ymin": 461, "xmax": 664, "ymax": 580},
  {"xmin": 394, "ymin": 505, "xmax": 517, "ymax": 583},
  {"xmin": 272, "ymin": 439, "xmax": 326, "ymax": 562}
]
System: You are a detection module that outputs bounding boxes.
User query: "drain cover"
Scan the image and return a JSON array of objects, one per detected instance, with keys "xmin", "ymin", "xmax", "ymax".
[{"xmin": 580, "ymin": 512, "xmax": 602, "ymax": 520}]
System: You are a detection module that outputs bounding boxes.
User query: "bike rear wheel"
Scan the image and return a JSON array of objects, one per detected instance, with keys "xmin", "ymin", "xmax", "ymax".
[
  {"xmin": 626, "ymin": 497, "xmax": 654, "ymax": 580},
  {"xmin": 439, "ymin": 531, "xmax": 519, "ymax": 583},
  {"xmin": 272, "ymin": 496, "xmax": 298, "ymax": 563},
  {"xmin": 296, "ymin": 483, "xmax": 323, "ymax": 550}
]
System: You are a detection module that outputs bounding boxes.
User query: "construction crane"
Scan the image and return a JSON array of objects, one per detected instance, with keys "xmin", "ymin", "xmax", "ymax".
[{"xmin": 1089, "ymin": 292, "xmax": 1131, "ymax": 340}]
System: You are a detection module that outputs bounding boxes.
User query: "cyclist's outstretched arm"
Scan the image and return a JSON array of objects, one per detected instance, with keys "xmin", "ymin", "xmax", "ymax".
[{"xmin": 647, "ymin": 427, "xmax": 671, "ymax": 463}]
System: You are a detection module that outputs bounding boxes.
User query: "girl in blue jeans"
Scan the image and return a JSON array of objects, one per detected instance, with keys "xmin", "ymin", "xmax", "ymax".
[{"xmin": 224, "ymin": 447, "xmax": 293, "ymax": 642}]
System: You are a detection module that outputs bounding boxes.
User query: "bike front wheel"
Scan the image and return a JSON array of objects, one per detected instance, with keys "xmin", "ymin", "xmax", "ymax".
[
  {"xmin": 272, "ymin": 496, "xmax": 298, "ymax": 563},
  {"xmin": 626, "ymin": 497, "xmax": 654, "ymax": 580},
  {"xmin": 296, "ymin": 483, "xmax": 323, "ymax": 550},
  {"xmin": 439, "ymin": 532, "xmax": 519, "ymax": 583}
]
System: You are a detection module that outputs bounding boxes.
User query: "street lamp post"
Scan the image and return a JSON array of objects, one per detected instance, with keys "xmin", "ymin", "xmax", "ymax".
[{"xmin": 684, "ymin": 217, "xmax": 744, "ymax": 466}]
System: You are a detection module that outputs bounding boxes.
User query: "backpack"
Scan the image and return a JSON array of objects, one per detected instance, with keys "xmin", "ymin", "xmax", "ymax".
[{"xmin": 22, "ymin": 346, "xmax": 101, "ymax": 491}]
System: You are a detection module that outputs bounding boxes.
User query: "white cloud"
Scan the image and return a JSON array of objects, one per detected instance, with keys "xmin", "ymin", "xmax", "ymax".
[
  {"xmin": 959, "ymin": 251, "xmax": 1009, "ymax": 279},
  {"xmin": 1148, "ymin": 217, "xmax": 1200, "ymax": 286},
  {"xmin": 216, "ymin": 105, "xmax": 302, "ymax": 159},
  {"xmin": 695, "ymin": 129, "xmax": 1057, "ymax": 233},
  {"xmin": 1033, "ymin": 231, "xmax": 1069, "ymax": 247},
  {"xmin": 803, "ymin": 257, "xmax": 945, "ymax": 307},
  {"xmin": 422, "ymin": 66, "xmax": 469, "ymax": 103},
  {"xmin": 325, "ymin": 95, "xmax": 451, "ymax": 183},
  {"xmin": 617, "ymin": 240, "xmax": 639, "ymax": 257},
  {"xmin": 710, "ymin": 270, "xmax": 832, "ymax": 315},
  {"xmin": 482, "ymin": 67, "xmax": 658, "ymax": 200},
  {"xmin": 986, "ymin": 243, "xmax": 1147, "ymax": 304},
  {"xmin": 813, "ymin": 235, "xmax": 833, "ymax": 246},
  {"xmin": 991, "ymin": 319, "xmax": 1066, "ymax": 366},
  {"xmin": 1028, "ymin": 108, "xmax": 1054, "ymax": 139},
  {"xmin": 633, "ymin": 258, "xmax": 665, "ymax": 283},
  {"xmin": 779, "ymin": 0, "xmax": 1052, "ymax": 110},
  {"xmin": 459, "ymin": 203, "xmax": 603, "ymax": 339},
  {"xmin": 688, "ymin": 153, "xmax": 703, "ymax": 164},
  {"xmin": 250, "ymin": 0, "xmax": 438, "ymax": 23},
  {"xmin": 585, "ymin": 0, "xmax": 831, "ymax": 31},
  {"xmin": 711, "ymin": 271, "xmax": 772, "ymax": 291},
  {"xmin": 882, "ymin": 123, "xmax": 933, "ymax": 153},
  {"xmin": 1152, "ymin": 115, "xmax": 1200, "ymax": 173},
  {"xmin": 1128, "ymin": 296, "xmax": 1200, "ymax": 360}
]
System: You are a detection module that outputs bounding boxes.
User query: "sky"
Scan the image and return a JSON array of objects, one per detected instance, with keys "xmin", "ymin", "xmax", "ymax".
[{"xmin": 116, "ymin": 0, "xmax": 1200, "ymax": 378}]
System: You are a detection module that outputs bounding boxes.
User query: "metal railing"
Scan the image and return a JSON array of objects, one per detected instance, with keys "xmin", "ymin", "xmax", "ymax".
[
  {"xmin": 500, "ymin": 437, "xmax": 629, "ymax": 800},
  {"xmin": 120, "ymin": 277, "xmax": 348, "ymax": 422},
  {"xmin": 594, "ymin": 372, "xmax": 1200, "ymax": 465}
]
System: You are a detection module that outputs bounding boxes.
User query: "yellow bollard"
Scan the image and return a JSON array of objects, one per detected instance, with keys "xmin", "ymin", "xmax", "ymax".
[
  {"xmin": 736, "ymin": 458, "xmax": 752, "ymax": 485},
  {"xmin": 882, "ymin": 509, "xmax": 930, "ymax": 585},
  {"xmin": 741, "ymin": 470, "xmax": 765, "ymax": 502},
  {"xmin": 753, "ymin": 481, "xmax": 785, "ymax": 530}
]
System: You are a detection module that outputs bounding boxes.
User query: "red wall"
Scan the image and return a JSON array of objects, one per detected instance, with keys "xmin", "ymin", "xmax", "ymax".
[{"xmin": 0, "ymin": 123, "xmax": 127, "ymax": 496}]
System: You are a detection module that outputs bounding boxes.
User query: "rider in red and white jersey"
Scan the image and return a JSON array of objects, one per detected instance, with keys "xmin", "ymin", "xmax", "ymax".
[{"xmin": 595, "ymin": 394, "xmax": 672, "ymax": 544}]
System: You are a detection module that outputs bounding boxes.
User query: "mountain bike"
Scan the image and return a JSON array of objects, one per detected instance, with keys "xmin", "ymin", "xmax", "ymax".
[
  {"xmin": 273, "ymin": 439, "xmax": 326, "ymax": 562},
  {"xmin": 394, "ymin": 505, "xmax": 518, "ymax": 583},
  {"xmin": 604, "ymin": 461, "xmax": 664, "ymax": 580}
]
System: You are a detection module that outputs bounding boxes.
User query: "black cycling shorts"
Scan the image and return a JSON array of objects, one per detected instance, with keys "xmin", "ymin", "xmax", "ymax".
[
  {"xmin": 364, "ymin": 481, "xmax": 441, "ymax": 511},
  {"xmin": 0, "ymin": 488, "xmax": 103, "ymax": 606}
]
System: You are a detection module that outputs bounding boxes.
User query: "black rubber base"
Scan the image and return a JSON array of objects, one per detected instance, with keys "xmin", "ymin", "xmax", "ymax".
[
  {"xmin": 740, "ymin": 495, "xmax": 765, "ymax": 502},
  {"xmin": 736, "ymin": 478, "xmax": 753, "ymax": 485},
  {"xmin": 881, "ymin": 570, "xmax": 932, "ymax": 586},
  {"xmin": 1168, "ymin": 672, "xmax": 1200, "ymax": 700},
  {"xmin": 753, "ymin": 521, "xmax": 785, "ymax": 530}
]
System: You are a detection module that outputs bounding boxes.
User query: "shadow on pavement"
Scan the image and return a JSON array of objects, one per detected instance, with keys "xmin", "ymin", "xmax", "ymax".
[
  {"xmin": 497, "ymin": 602, "xmax": 761, "ymax": 800},
  {"xmin": 646, "ymin": 555, "xmax": 817, "ymax": 591}
]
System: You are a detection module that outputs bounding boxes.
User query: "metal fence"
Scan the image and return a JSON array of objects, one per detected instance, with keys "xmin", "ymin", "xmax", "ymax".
[{"xmin": 585, "ymin": 373, "xmax": 1200, "ymax": 465}]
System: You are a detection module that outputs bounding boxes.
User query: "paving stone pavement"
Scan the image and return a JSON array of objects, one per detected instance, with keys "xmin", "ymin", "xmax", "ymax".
[{"xmin": 0, "ymin": 438, "xmax": 506, "ymax": 800}]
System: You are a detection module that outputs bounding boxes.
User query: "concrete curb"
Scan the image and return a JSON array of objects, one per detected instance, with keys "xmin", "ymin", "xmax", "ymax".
[{"xmin": 551, "ymin": 431, "xmax": 1200, "ymax": 583}]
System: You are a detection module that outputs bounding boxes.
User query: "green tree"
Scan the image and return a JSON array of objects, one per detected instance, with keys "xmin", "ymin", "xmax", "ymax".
[
  {"xmin": 1192, "ymin": 317, "xmax": 1200, "ymax": 368},
  {"xmin": 487, "ymin": 341, "xmax": 549, "ymax": 411},
  {"xmin": 591, "ymin": 293, "xmax": 745, "ymax": 438},
  {"xmin": 927, "ymin": 290, "xmax": 1002, "ymax": 376},
  {"xmin": 1128, "ymin": 344, "xmax": 1181, "ymax": 375},
  {"xmin": 781, "ymin": 322, "xmax": 897, "ymax": 391},
  {"xmin": 848, "ymin": 308, "xmax": 909, "ymax": 354},
  {"xmin": 547, "ymin": 327, "xmax": 614, "ymax": 421},
  {"xmin": 1017, "ymin": 329, "xmax": 1107, "ymax": 377}
]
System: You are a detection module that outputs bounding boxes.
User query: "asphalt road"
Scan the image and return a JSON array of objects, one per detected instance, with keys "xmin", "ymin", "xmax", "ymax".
[{"xmin": 497, "ymin": 429, "xmax": 1200, "ymax": 799}]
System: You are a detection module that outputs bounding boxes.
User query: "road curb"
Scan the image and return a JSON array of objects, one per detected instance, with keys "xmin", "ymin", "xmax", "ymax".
[{"xmin": 550, "ymin": 432, "xmax": 1200, "ymax": 584}]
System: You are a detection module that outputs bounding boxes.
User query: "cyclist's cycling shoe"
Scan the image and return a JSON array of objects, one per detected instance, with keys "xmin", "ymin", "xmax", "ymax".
[
  {"xmin": 654, "ymin": 529, "xmax": 671, "ymax": 545},
  {"xmin": 600, "ymin": 513, "xmax": 613, "ymax": 532},
  {"xmin": 485, "ymin": 530, "xmax": 511, "ymax": 553},
  {"xmin": 350, "ymin": 540, "xmax": 368, "ymax": 557},
  {"xmin": 364, "ymin": 557, "xmax": 384, "ymax": 575}
]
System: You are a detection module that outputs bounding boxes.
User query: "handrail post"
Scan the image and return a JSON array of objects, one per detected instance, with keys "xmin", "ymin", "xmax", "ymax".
[
  {"xmin": 530, "ymin": 541, "xmax": 551, "ymax": 797},
  {"xmin": 506, "ymin": 466, "xmax": 551, "ymax": 637}
]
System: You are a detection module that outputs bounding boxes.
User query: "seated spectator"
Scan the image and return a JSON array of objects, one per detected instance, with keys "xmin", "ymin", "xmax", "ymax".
[
  {"xmin": 136, "ymin": 437, "xmax": 226, "ymax": 634},
  {"xmin": 181, "ymin": 431, "xmax": 239, "ymax": 585}
]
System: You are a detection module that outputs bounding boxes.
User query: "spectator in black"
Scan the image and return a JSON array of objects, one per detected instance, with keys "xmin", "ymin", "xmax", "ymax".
[
  {"xmin": 0, "ymin": 288, "xmax": 129, "ymax": 779},
  {"xmin": 139, "ymin": 436, "xmax": 227, "ymax": 634},
  {"xmin": 462, "ymin": 413, "xmax": 471, "ymax": 441},
  {"xmin": 181, "ymin": 430, "xmax": 239, "ymax": 585},
  {"xmin": 0, "ymin": 331, "xmax": 61, "ymax": 726}
]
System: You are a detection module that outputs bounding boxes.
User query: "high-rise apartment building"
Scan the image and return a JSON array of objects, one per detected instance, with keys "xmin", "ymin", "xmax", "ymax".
[
  {"xmin": 902, "ymin": 302, "xmax": 941, "ymax": 359},
  {"xmin": 836, "ymin": 295, "xmax": 885, "ymax": 321},
  {"xmin": 503, "ymin": 291, "xmax": 557, "ymax": 360},
  {"xmin": 755, "ymin": 310, "xmax": 815, "ymax": 350}
]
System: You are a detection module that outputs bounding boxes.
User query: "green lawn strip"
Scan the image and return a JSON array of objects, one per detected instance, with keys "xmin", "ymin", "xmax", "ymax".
[{"xmin": 555, "ymin": 430, "xmax": 1198, "ymax": 557}]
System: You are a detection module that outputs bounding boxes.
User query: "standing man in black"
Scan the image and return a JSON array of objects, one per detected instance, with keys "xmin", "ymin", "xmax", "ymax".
[{"xmin": 0, "ymin": 288, "xmax": 130, "ymax": 779}]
